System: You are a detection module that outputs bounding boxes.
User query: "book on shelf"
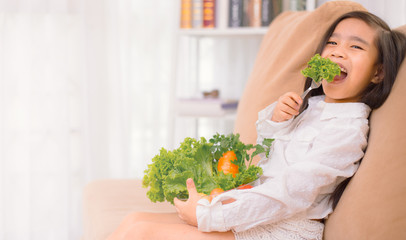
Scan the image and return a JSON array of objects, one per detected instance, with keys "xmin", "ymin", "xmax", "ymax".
[
  {"xmin": 180, "ymin": 0, "xmax": 193, "ymax": 28},
  {"xmin": 259, "ymin": 0, "xmax": 281, "ymax": 27},
  {"xmin": 242, "ymin": 0, "xmax": 261, "ymax": 27},
  {"xmin": 261, "ymin": 0, "xmax": 272, "ymax": 26},
  {"xmin": 203, "ymin": 0, "xmax": 216, "ymax": 28},
  {"xmin": 229, "ymin": 0, "xmax": 244, "ymax": 27},
  {"xmin": 192, "ymin": 0, "xmax": 204, "ymax": 28},
  {"xmin": 176, "ymin": 98, "xmax": 238, "ymax": 117},
  {"xmin": 180, "ymin": 0, "xmax": 282, "ymax": 30},
  {"xmin": 270, "ymin": 0, "xmax": 282, "ymax": 25}
]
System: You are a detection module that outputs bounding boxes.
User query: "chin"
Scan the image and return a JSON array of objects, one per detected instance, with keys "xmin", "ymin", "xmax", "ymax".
[{"xmin": 323, "ymin": 91, "xmax": 344, "ymax": 102}]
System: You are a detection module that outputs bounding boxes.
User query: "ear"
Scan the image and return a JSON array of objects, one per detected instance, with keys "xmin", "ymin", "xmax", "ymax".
[{"xmin": 372, "ymin": 65, "xmax": 384, "ymax": 84}]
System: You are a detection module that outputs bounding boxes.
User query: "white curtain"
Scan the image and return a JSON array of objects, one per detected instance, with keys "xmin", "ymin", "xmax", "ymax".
[{"xmin": 0, "ymin": 0, "xmax": 178, "ymax": 238}]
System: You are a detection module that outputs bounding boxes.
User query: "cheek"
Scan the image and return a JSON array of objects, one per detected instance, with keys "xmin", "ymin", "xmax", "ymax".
[
  {"xmin": 320, "ymin": 50, "xmax": 329, "ymax": 58},
  {"xmin": 320, "ymin": 45, "xmax": 334, "ymax": 58},
  {"xmin": 350, "ymin": 72, "xmax": 375, "ymax": 96},
  {"xmin": 356, "ymin": 64, "xmax": 376, "ymax": 83}
]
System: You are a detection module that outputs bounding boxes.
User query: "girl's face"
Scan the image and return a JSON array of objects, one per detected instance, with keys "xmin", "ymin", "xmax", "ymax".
[{"xmin": 321, "ymin": 18, "xmax": 381, "ymax": 103}]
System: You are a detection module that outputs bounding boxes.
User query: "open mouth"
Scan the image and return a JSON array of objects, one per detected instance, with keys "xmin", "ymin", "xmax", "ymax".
[{"xmin": 333, "ymin": 65, "xmax": 348, "ymax": 82}]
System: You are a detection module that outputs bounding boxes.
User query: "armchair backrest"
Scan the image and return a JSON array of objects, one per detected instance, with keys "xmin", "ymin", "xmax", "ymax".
[{"xmin": 234, "ymin": 1, "xmax": 406, "ymax": 238}]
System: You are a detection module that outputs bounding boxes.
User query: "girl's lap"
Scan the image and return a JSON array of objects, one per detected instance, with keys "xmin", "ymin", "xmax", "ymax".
[
  {"xmin": 108, "ymin": 212, "xmax": 235, "ymax": 240},
  {"xmin": 124, "ymin": 221, "xmax": 235, "ymax": 240}
]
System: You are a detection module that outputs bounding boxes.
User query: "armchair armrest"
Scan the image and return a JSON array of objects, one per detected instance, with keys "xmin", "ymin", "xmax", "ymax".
[{"xmin": 82, "ymin": 179, "xmax": 175, "ymax": 240}]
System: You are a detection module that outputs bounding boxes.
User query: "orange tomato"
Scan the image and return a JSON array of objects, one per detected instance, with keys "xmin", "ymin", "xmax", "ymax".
[
  {"xmin": 198, "ymin": 192, "xmax": 211, "ymax": 202},
  {"xmin": 210, "ymin": 188, "xmax": 224, "ymax": 201},
  {"xmin": 210, "ymin": 187, "xmax": 224, "ymax": 196},
  {"xmin": 217, "ymin": 150, "xmax": 239, "ymax": 178}
]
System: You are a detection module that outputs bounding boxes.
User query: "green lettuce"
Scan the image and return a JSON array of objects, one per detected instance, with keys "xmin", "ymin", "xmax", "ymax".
[
  {"xmin": 142, "ymin": 133, "xmax": 272, "ymax": 204},
  {"xmin": 301, "ymin": 54, "xmax": 341, "ymax": 82}
]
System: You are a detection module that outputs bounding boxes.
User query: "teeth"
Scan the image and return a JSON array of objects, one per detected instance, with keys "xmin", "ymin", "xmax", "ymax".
[{"xmin": 340, "ymin": 67, "xmax": 347, "ymax": 73}]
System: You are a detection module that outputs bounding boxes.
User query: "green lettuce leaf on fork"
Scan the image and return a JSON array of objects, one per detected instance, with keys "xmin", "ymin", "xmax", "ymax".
[{"xmin": 301, "ymin": 53, "xmax": 341, "ymax": 82}]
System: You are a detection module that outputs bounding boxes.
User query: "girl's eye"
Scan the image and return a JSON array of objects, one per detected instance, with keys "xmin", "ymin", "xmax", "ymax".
[
  {"xmin": 351, "ymin": 45, "xmax": 364, "ymax": 50},
  {"xmin": 326, "ymin": 41, "xmax": 337, "ymax": 45}
]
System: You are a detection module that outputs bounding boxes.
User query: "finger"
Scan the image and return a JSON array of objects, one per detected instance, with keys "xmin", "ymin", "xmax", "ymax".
[
  {"xmin": 280, "ymin": 103, "xmax": 298, "ymax": 115},
  {"xmin": 283, "ymin": 92, "xmax": 302, "ymax": 103},
  {"xmin": 279, "ymin": 102, "xmax": 299, "ymax": 116},
  {"xmin": 283, "ymin": 95, "xmax": 301, "ymax": 111},
  {"xmin": 279, "ymin": 110, "xmax": 295, "ymax": 120},
  {"xmin": 278, "ymin": 98, "xmax": 297, "ymax": 113},
  {"xmin": 289, "ymin": 92, "xmax": 303, "ymax": 106},
  {"xmin": 186, "ymin": 178, "xmax": 197, "ymax": 195}
]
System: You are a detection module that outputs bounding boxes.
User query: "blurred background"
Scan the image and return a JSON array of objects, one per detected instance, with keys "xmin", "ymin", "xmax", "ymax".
[{"xmin": 0, "ymin": 0, "xmax": 404, "ymax": 239}]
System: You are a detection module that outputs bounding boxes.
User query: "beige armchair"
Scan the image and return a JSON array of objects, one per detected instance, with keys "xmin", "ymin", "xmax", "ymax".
[{"xmin": 83, "ymin": 1, "xmax": 406, "ymax": 239}]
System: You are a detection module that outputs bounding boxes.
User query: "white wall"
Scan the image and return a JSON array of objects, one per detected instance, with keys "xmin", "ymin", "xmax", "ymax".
[{"xmin": 317, "ymin": 0, "xmax": 406, "ymax": 28}]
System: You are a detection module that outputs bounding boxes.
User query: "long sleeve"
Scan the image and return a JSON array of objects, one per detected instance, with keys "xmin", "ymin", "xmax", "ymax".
[{"xmin": 196, "ymin": 96, "xmax": 371, "ymax": 233}]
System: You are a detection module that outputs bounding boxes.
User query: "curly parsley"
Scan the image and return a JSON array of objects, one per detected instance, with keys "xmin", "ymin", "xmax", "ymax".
[{"xmin": 301, "ymin": 54, "xmax": 341, "ymax": 82}]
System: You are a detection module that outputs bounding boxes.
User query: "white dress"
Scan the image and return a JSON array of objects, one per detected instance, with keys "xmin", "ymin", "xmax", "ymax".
[
  {"xmin": 233, "ymin": 216, "xmax": 325, "ymax": 240},
  {"xmin": 196, "ymin": 95, "xmax": 371, "ymax": 239}
]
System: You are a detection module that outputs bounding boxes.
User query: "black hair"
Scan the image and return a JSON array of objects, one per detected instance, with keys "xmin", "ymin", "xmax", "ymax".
[{"xmin": 306, "ymin": 11, "xmax": 406, "ymax": 210}]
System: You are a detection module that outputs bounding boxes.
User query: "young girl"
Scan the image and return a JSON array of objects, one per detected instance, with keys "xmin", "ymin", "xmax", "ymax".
[{"xmin": 108, "ymin": 11, "xmax": 406, "ymax": 240}]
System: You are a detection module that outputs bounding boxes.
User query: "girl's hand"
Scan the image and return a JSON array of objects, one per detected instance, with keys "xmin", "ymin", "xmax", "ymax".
[
  {"xmin": 271, "ymin": 92, "xmax": 303, "ymax": 122},
  {"xmin": 173, "ymin": 178, "xmax": 199, "ymax": 227}
]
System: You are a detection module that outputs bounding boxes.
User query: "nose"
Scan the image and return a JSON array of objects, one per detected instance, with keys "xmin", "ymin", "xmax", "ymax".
[{"xmin": 329, "ymin": 48, "xmax": 345, "ymax": 59}]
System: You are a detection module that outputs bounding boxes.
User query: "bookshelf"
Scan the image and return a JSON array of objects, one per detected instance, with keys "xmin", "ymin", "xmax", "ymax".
[
  {"xmin": 170, "ymin": 0, "xmax": 317, "ymax": 147},
  {"xmin": 169, "ymin": 2, "xmax": 272, "ymax": 148},
  {"xmin": 171, "ymin": 30, "xmax": 265, "ymax": 119},
  {"xmin": 178, "ymin": 27, "xmax": 269, "ymax": 37}
]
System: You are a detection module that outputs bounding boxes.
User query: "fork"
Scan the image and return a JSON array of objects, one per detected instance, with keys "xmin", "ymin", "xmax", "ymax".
[{"xmin": 297, "ymin": 80, "xmax": 322, "ymax": 115}]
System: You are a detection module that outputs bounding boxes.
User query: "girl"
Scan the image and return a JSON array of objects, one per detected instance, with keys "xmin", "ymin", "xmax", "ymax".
[{"xmin": 108, "ymin": 11, "xmax": 406, "ymax": 240}]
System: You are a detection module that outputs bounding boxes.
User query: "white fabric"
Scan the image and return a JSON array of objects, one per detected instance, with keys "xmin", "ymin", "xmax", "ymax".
[
  {"xmin": 196, "ymin": 95, "xmax": 371, "ymax": 233},
  {"xmin": 233, "ymin": 216, "xmax": 324, "ymax": 240}
]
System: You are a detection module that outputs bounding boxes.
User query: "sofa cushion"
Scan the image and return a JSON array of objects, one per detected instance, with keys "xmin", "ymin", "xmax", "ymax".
[
  {"xmin": 324, "ymin": 24, "xmax": 406, "ymax": 239},
  {"xmin": 233, "ymin": 1, "xmax": 366, "ymax": 145},
  {"xmin": 82, "ymin": 179, "xmax": 175, "ymax": 240}
]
